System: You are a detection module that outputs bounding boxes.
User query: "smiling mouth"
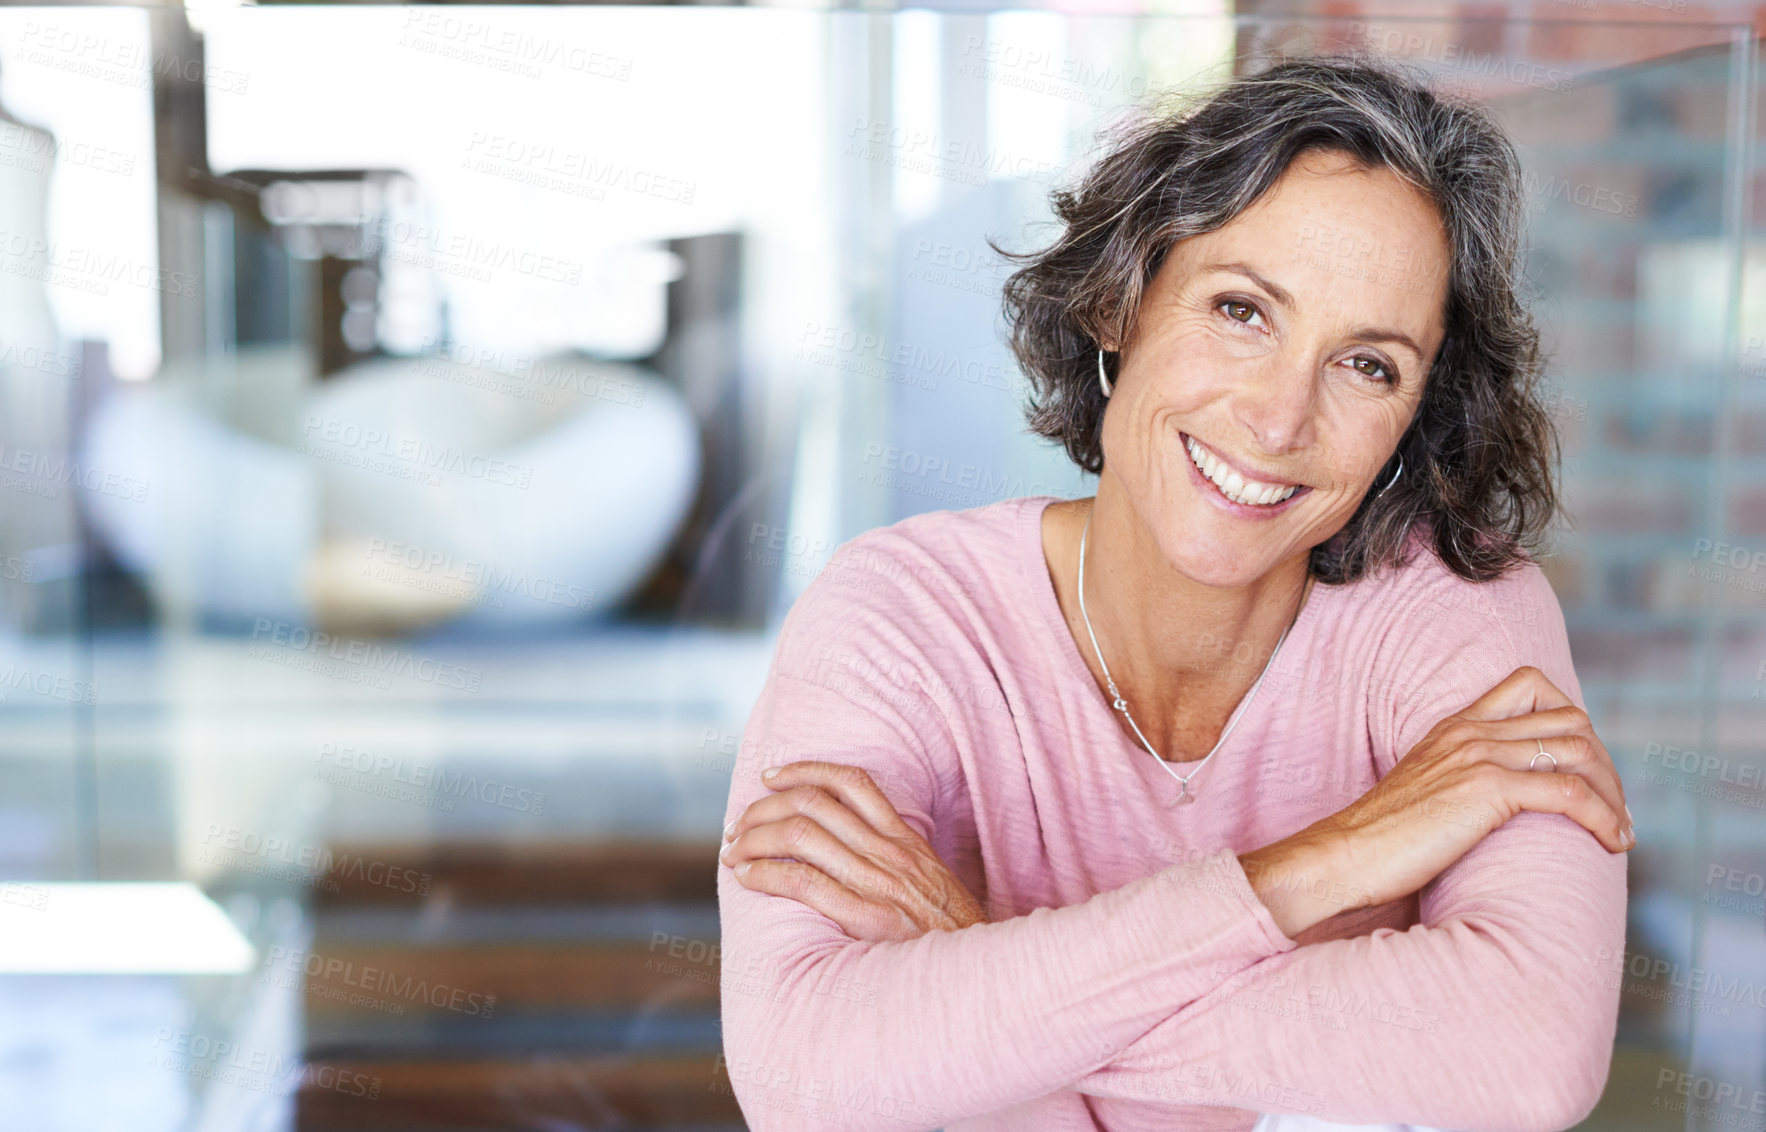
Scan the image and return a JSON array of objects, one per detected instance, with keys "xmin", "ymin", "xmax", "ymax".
[{"xmin": 1183, "ymin": 434, "xmax": 1305, "ymax": 508}]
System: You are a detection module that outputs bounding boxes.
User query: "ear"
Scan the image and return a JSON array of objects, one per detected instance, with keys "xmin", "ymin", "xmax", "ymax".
[{"xmin": 1089, "ymin": 312, "xmax": 1121, "ymax": 356}]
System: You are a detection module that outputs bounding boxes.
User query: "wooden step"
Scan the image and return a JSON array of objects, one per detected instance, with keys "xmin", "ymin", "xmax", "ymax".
[
  {"xmin": 314, "ymin": 841, "xmax": 722, "ymax": 906},
  {"xmin": 295, "ymin": 1053, "xmax": 743, "ymax": 1131},
  {"xmin": 296, "ymin": 940, "xmax": 721, "ymax": 1016}
]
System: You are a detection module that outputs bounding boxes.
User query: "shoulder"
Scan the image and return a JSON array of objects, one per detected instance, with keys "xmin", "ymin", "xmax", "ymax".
[
  {"xmin": 769, "ymin": 495, "xmax": 1049, "ymax": 674},
  {"xmin": 833, "ymin": 495, "xmax": 1028, "ymax": 589},
  {"xmin": 1345, "ymin": 525, "xmax": 1566, "ymax": 646},
  {"xmin": 1342, "ymin": 526, "xmax": 1581, "ymax": 769}
]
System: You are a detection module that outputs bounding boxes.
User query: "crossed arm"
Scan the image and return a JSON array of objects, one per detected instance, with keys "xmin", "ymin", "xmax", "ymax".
[
  {"xmin": 1070, "ymin": 805, "xmax": 1626, "ymax": 1132},
  {"xmin": 718, "ymin": 571, "xmax": 1626, "ymax": 1132},
  {"xmin": 718, "ymin": 676, "xmax": 1624, "ymax": 1132},
  {"xmin": 717, "ymin": 670, "xmax": 1300, "ymax": 1132}
]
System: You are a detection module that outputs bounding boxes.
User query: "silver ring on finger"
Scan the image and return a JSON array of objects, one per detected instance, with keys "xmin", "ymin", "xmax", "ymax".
[{"xmin": 1530, "ymin": 738, "xmax": 1557, "ymax": 772}]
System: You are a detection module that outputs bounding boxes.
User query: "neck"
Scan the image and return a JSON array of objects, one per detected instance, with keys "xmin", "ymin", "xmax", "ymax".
[{"xmin": 1064, "ymin": 478, "xmax": 1312, "ymax": 743}]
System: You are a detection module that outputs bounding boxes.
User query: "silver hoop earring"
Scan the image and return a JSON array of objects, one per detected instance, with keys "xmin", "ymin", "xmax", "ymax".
[
  {"xmin": 1375, "ymin": 452, "xmax": 1404, "ymax": 498},
  {"xmin": 1097, "ymin": 348, "xmax": 1113, "ymax": 398}
]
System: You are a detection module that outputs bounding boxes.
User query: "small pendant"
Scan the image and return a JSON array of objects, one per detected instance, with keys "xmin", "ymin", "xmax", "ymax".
[{"xmin": 1170, "ymin": 782, "xmax": 1195, "ymax": 806}]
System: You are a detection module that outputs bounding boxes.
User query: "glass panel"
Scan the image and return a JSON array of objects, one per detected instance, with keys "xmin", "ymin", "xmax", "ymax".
[{"xmin": 1495, "ymin": 35, "xmax": 1765, "ymax": 1131}]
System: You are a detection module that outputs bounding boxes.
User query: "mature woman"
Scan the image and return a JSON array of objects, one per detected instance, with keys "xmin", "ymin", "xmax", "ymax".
[{"xmin": 715, "ymin": 55, "xmax": 1630, "ymax": 1132}]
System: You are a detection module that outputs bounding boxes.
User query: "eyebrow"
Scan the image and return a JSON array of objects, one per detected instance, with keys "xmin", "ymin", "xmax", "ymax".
[{"xmin": 1202, "ymin": 260, "xmax": 1426, "ymax": 360}]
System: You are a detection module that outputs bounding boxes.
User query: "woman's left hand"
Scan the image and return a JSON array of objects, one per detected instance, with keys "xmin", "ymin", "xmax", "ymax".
[{"xmin": 720, "ymin": 760, "xmax": 986, "ymax": 942}]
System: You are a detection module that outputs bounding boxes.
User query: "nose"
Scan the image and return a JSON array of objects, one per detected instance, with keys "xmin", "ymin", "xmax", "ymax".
[{"xmin": 1232, "ymin": 356, "xmax": 1318, "ymax": 456}]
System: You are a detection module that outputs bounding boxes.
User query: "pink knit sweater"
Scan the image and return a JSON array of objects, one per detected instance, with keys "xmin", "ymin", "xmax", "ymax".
[{"xmin": 716, "ymin": 494, "xmax": 1626, "ymax": 1132}]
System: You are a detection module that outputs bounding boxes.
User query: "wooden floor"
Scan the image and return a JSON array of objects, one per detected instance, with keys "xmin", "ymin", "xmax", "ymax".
[{"xmin": 296, "ymin": 839, "xmax": 744, "ymax": 1131}]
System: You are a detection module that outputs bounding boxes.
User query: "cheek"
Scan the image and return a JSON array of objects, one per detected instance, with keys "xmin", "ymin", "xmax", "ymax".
[
  {"xmin": 1161, "ymin": 345, "xmax": 1240, "ymax": 403},
  {"xmin": 1101, "ymin": 384, "xmax": 1177, "ymax": 463},
  {"xmin": 1115, "ymin": 367, "xmax": 1222, "ymax": 453},
  {"xmin": 1315, "ymin": 397, "xmax": 1417, "ymax": 485},
  {"xmin": 1314, "ymin": 448, "xmax": 1371, "ymax": 491}
]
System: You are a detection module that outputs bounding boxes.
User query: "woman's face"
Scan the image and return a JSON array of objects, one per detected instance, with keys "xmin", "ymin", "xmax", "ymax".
[{"xmin": 1100, "ymin": 147, "xmax": 1452, "ymax": 588}]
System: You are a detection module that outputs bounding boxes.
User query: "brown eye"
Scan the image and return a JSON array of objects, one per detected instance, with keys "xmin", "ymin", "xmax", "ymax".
[
  {"xmin": 1218, "ymin": 299, "xmax": 1262, "ymax": 326},
  {"xmin": 1349, "ymin": 356, "xmax": 1397, "ymax": 383}
]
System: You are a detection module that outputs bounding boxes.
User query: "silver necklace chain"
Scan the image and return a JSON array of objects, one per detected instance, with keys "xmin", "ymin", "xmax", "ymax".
[{"xmin": 1075, "ymin": 502, "xmax": 1307, "ymax": 807}]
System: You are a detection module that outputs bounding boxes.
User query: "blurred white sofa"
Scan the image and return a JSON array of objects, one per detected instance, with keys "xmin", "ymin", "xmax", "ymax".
[{"xmin": 79, "ymin": 343, "xmax": 700, "ymax": 633}]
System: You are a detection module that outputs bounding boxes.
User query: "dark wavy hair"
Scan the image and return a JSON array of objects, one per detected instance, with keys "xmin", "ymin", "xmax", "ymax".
[{"xmin": 994, "ymin": 52, "xmax": 1561, "ymax": 585}]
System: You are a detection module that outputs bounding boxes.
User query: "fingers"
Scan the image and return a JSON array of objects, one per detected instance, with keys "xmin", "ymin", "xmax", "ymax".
[
  {"xmin": 722, "ymin": 771, "xmax": 933, "ymax": 922},
  {"xmin": 722, "ymin": 805, "xmax": 901, "ymax": 899},
  {"xmin": 723, "ymin": 761, "xmax": 985, "ymax": 942},
  {"xmin": 1458, "ymin": 666, "xmax": 1575, "ymax": 722},
  {"xmin": 1477, "ymin": 704, "xmax": 1598, "ymax": 742},
  {"xmin": 1475, "ymin": 734, "xmax": 1629, "ymax": 844},
  {"xmin": 1465, "ymin": 705, "xmax": 1632, "ymax": 845},
  {"xmin": 729, "ymin": 857, "xmax": 911, "ymax": 940},
  {"xmin": 750, "ymin": 761, "xmax": 920, "ymax": 840},
  {"xmin": 725, "ymin": 783, "xmax": 895, "ymax": 860},
  {"xmin": 1489, "ymin": 765, "xmax": 1631, "ymax": 852}
]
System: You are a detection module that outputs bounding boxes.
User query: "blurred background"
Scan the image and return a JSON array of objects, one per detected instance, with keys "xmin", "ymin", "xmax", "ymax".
[{"xmin": 0, "ymin": 1, "xmax": 1761, "ymax": 1129}]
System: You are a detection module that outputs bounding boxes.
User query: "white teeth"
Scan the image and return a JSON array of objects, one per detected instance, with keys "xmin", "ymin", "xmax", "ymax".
[
  {"xmin": 1197, "ymin": 445, "xmax": 1219, "ymax": 479},
  {"xmin": 1185, "ymin": 436, "xmax": 1300, "ymax": 508}
]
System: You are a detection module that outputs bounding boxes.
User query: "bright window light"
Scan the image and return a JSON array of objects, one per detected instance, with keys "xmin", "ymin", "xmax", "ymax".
[{"xmin": 0, "ymin": 883, "xmax": 256, "ymax": 975}]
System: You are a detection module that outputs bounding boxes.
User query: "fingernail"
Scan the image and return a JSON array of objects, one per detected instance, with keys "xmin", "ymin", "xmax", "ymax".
[
  {"xmin": 1625, "ymin": 804, "xmax": 1634, "ymax": 823},
  {"xmin": 723, "ymin": 820, "xmax": 736, "ymax": 841},
  {"xmin": 719, "ymin": 842, "xmax": 733, "ymax": 863},
  {"xmin": 761, "ymin": 766, "xmax": 779, "ymax": 781},
  {"xmin": 734, "ymin": 862, "xmax": 751, "ymax": 877}
]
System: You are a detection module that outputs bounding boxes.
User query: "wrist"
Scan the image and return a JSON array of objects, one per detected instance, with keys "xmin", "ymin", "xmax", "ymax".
[{"xmin": 1238, "ymin": 828, "xmax": 1361, "ymax": 938}]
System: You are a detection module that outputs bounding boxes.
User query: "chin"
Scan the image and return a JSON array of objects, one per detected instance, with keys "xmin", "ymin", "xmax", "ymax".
[{"xmin": 1148, "ymin": 508, "xmax": 1283, "ymax": 589}]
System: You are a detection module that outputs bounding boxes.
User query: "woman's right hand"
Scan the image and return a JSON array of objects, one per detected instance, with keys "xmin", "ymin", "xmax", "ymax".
[{"xmin": 1240, "ymin": 665, "xmax": 1634, "ymax": 939}]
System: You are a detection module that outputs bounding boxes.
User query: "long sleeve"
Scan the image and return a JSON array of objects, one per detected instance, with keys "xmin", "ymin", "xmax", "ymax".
[
  {"xmin": 1071, "ymin": 559, "xmax": 1628, "ymax": 1132},
  {"xmin": 715, "ymin": 543, "xmax": 1299, "ymax": 1132}
]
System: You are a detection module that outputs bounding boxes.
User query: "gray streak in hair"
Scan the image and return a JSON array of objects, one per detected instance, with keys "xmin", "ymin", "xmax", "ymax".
[{"xmin": 993, "ymin": 51, "xmax": 1560, "ymax": 585}]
